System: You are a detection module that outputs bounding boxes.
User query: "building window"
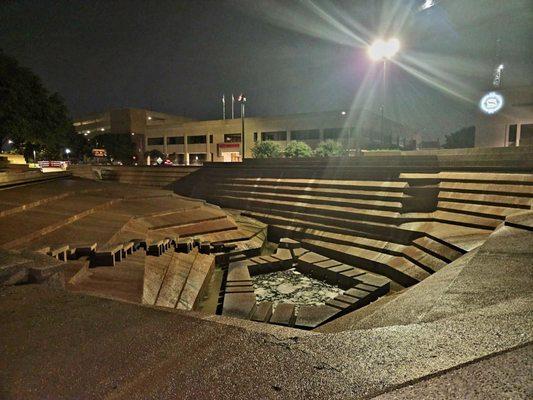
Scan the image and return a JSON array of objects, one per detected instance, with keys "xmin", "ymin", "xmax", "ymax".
[
  {"xmin": 323, "ymin": 128, "xmax": 346, "ymax": 141},
  {"xmin": 261, "ymin": 131, "xmax": 287, "ymax": 141},
  {"xmin": 187, "ymin": 135, "xmax": 207, "ymax": 144},
  {"xmin": 291, "ymin": 129, "xmax": 320, "ymax": 141},
  {"xmin": 210, "ymin": 135, "xmax": 213, "ymax": 143},
  {"xmin": 520, "ymin": 124, "xmax": 533, "ymax": 146},
  {"xmin": 254, "ymin": 132, "xmax": 258, "ymax": 142},
  {"xmin": 508, "ymin": 124, "xmax": 517, "ymax": 146},
  {"xmin": 224, "ymin": 133, "xmax": 241, "ymax": 143},
  {"xmin": 167, "ymin": 136, "xmax": 184, "ymax": 145},
  {"xmin": 147, "ymin": 137, "xmax": 164, "ymax": 145}
]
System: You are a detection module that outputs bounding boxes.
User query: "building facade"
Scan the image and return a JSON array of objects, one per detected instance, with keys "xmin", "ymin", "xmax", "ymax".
[
  {"xmin": 74, "ymin": 108, "xmax": 415, "ymax": 165},
  {"xmin": 73, "ymin": 108, "xmax": 193, "ymax": 161},
  {"xmin": 143, "ymin": 109, "xmax": 414, "ymax": 165},
  {"xmin": 474, "ymin": 86, "xmax": 533, "ymax": 148}
]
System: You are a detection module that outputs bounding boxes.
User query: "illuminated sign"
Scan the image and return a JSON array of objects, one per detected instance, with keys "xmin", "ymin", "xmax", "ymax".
[
  {"xmin": 479, "ymin": 92, "xmax": 504, "ymax": 115},
  {"xmin": 92, "ymin": 148, "xmax": 107, "ymax": 157}
]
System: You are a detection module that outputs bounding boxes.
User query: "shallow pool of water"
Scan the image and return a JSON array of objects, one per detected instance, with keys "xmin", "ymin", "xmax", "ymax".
[{"xmin": 252, "ymin": 268, "xmax": 344, "ymax": 310}]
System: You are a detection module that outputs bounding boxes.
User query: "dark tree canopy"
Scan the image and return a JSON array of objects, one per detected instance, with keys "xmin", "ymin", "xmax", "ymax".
[
  {"xmin": 443, "ymin": 126, "xmax": 476, "ymax": 149},
  {"xmin": 95, "ymin": 133, "xmax": 136, "ymax": 163},
  {"xmin": 0, "ymin": 49, "xmax": 77, "ymax": 159}
]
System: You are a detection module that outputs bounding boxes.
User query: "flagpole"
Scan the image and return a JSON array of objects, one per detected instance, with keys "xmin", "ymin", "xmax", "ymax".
[
  {"xmin": 222, "ymin": 94, "xmax": 226, "ymax": 120},
  {"xmin": 231, "ymin": 94, "xmax": 235, "ymax": 119}
]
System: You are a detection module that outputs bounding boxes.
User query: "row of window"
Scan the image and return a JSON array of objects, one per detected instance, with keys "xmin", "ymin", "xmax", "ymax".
[
  {"xmin": 148, "ymin": 135, "xmax": 214, "ymax": 146},
  {"xmin": 147, "ymin": 128, "xmax": 355, "ymax": 146},
  {"xmin": 260, "ymin": 128, "xmax": 354, "ymax": 142}
]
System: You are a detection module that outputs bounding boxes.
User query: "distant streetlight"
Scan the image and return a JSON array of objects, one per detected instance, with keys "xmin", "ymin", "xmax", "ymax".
[
  {"xmin": 8, "ymin": 139, "xmax": 13, "ymax": 144},
  {"xmin": 238, "ymin": 94, "xmax": 247, "ymax": 161},
  {"xmin": 368, "ymin": 38, "xmax": 400, "ymax": 147},
  {"xmin": 65, "ymin": 148, "xmax": 71, "ymax": 154}
]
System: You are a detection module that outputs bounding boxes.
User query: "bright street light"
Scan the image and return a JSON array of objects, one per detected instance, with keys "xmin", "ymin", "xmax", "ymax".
[
  {"xmin": 368, "ymin": 38, "xmax": 400, "ymax": 148},
  {"xmin": 368, "ymin": 38, "xmax": 400, "ymax": 61},
  {"xmin": 65, "ymin": 148, "xmax": 71, "ymax": 154}
]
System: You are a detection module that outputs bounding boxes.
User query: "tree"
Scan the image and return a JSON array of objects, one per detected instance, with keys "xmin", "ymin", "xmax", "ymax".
[
  {"xmin": 314, "ymin": 140, "xmax": 345, "ymax": 157},
  {"xmin": 284, "ymin": 141, "xmax": 313, "ymax": 158},
  {"xmin": 251, "ymin": 141, "xmax": 282, "ymax": 159},
  {"xmin": 93, "ymin": 133, "xmax": 136, "ymax": 163},
  {"xmin": 443, "ymin": 126, "xmax": 475, "ymax": 149},
  {"xmin": 0, "ymin": 49, "xmax": 76, "ymax": 159}
]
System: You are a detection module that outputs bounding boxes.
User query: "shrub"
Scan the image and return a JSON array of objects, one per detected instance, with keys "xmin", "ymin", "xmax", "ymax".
[
  {"xmin": 314, "ymin": 140, "xmax": 345, "ymax": 157},
  {"xmin": 251, "ymin": 141, "xmax": 283, "ymax": 158},
  {"xmin": 284, "ymin": 141, "xmax": 313, "ymax": 158}
]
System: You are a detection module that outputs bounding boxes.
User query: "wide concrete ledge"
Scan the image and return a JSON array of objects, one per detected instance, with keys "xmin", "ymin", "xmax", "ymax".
[
  {"xmin": 372, "ymin": 344, "xmax": 532, "ymax": 399},
  {"xmin": 0, "ymin": 281, "xmax": 530, "ymax": 399}
]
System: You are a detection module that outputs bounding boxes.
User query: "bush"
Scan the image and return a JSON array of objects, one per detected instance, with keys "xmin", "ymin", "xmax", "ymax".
[
  {"xmin": 284, "ymin": 141, "xmax": 313, "ymax": 158},
  {"xmin": 251, "ymin": 141, "xmax": 282, "ymax": 158},
  {"xmin": 314, "ymin": 140, "xmax": 345, "ymax": 157}
]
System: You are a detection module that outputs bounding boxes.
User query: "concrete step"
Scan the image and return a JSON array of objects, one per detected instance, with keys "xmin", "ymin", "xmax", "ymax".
[
  {"xmin": 218, "ymin": 195, "xmax": 400, "ymax": 224},
  {"xmin": 213, "ymin": 189, "xmax": 403, "ymax": 211},
  {"xmin": 301, "ymin": 239, "xmax": 430, "ymax": 287},
  {"xmin": 271, "ymin": 225, "xmax": 446, "ymax": 274},
  {"xmin": 412, "ymin": 236, "xmax": 464, "ymax": 263},
  {"xmin": 0, "ymin": 196, "xmax": 121, "ymax": 250},
  {"xmin": 214, "ymin": 182, "xmax": 406, "ymax": 200}
]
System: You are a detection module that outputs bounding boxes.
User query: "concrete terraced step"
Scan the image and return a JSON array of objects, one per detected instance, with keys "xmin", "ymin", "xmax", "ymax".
[
  {"xmin": 270, "ymin": 224, "xmax": 446, "ymax": 273},
  {"xmin": 69, "ymin": 250, "xmax": 146, "ymax": 303},
  {"xmin": 300, "ymin": 239, "xmax": 430, "ymax": 287},
  {"xmin": 218, "ymin": 195, "xmax": 400, "ymax": 224},
  {"xmin": 212, "ymin": 182, "xmax": 406, "ymax": 200},
  {"xmin": 228, "ymin": 177, "xmax": 408, "ymax": 190},
  {"xmin": 108, "ymin": 197, "xmax": 204, "ymax": 217},
  {"xmin": 400, "ymin": 220, "xmax": 491, "ymax": 252},
  {"xmin": 0, "ymin": 170, "xmax": 71, "ymax": 188},
  {"xmin": 438, "ymin": 191, "xmax": 532, "ymax": 209},
  {"xmin": 142, "ymin": 250, "xmax": 174, "ymax": 305},
  {"xmin": 19, "ymin": 211, "xmax": 134, "ymax": 252},
  {"xmin": 143, "ymin": 249, "xmax": 215, "ymax": 311},
  {"xmin": 212, "ymin": 189, "xmax": 403, "ymax": 211},
  {"xmin": 0, "ymin": 196, "xmax": 122, "ymax": 250},
  {"xmin": 402, "ymin": 210, "xmax": 503, "ymax": 230},
  {"xmin": 400, "ymin": 171, "xmax": 533, "ymax": 184},
  {"xmin": 158, "ymin": 217, "xmax": 238, "ymax": 237},
  {"xmin": 143, "ymin": 208, "xmax": 228, "ymax": 230},
  {"xmin": 438, "ymin": 181, "xmax": 533, "ymax": 196},
  {"xmin": 412, "ymin": 236, "xmax": 464, "ymax": 262},
  {"xmin": 243, "ymin": 210, "xmax": 416, "ymax": 244},
  {"xmin": 154, "ymin": 252, "xmax": 197, "ymax": 308},
  {"xmin": 432, "ymin": 210, "xmax": 503, "ymax": 230},
  {"xmin": 436, "ymin": 201, "xmax": 523, "ymax": 220}
]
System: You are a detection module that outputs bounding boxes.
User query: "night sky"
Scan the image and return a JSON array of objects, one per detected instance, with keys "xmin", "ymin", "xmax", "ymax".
[{"xmin": 1, "ymin": 0, "xmax": 532, "ymax": 139}]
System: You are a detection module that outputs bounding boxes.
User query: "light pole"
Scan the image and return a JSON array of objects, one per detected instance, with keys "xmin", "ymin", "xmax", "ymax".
[
  {"xmin": 238, "ymin": 94, "xmax": 247, "ymax": 161},
  {"xmin": 368, "ymin": 38, "xmax": 400, "ymax": 148}
]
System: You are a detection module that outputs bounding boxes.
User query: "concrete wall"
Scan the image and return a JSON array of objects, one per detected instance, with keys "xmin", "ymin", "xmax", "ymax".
[
  {"xmin": 69, "ymin": 164, "xmax": 200, "ymax": 188},
  {"xmin": 474, "ymin": 86, "xmax": 533, "ymax": 148}
]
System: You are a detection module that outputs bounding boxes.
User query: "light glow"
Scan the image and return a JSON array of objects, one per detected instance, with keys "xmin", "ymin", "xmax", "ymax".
[
  {"xmin": 479, "ymin": 91, "xmax": 504, "ymax": 115},
  {"xmin": 368, "ymin": 38, "xmax": 400, "ymax": 61}
]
